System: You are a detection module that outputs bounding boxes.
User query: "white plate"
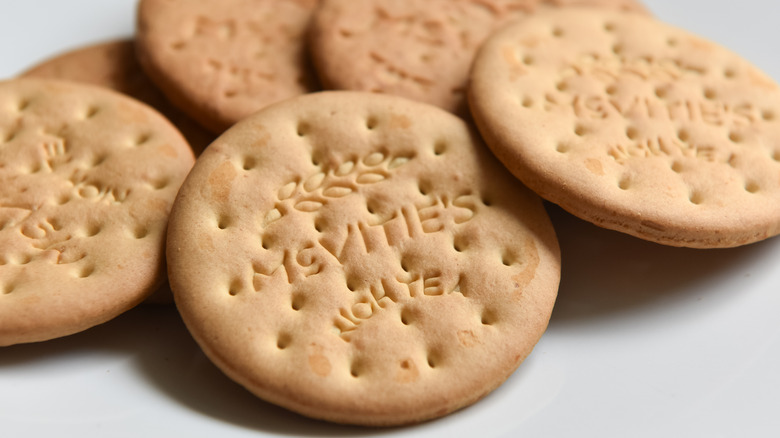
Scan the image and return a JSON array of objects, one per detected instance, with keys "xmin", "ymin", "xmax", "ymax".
[{"xmin": 2, "ymin": 1, "xmax": 780, "ymax": 437}]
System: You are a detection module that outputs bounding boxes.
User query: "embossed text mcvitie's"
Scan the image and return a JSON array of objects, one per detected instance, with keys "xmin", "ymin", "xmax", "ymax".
[
  {"xmin": 166, "ymin": 91, "xmax": 561, "ymax": 425},
  {"xmin": 470, "ymin": 8, "xmax": 780, "ymax": 248}
]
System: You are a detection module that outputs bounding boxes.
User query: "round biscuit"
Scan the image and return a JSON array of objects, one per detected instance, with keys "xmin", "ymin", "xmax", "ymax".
[
  {"xmin": 0, "ymin": 78, "xmax": 195, "ymax": 345},
  {"xmin": 136, "ymin": 0, "xmax": 321, "ymax": 133},
  {"xmin": 469, "ymin": 8, "xmax": 780, "ymax": 248},
  {"xmin": 21, "ymin": 39, "xmax": 215, "ymax": 155},
  {"xmin": 309, "ymin": 0, "xmax": 649, "ymax": 115},
  {"xmin": 166, "ymin": 91, "xmax": 560, "ymax": 425}
]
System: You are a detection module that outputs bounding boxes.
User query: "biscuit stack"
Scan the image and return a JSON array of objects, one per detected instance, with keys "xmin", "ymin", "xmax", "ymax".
[{"xmin": 2, "ymin": 0, "xmax": 779, "ymax": 428}]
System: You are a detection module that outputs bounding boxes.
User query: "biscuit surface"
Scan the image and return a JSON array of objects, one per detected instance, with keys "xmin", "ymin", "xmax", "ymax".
[
  {"xmin": 167, "ymin": 92, "xmax": 560, "ymax": 425},
  {"xmin": 0, "ymin": 78, "xmax": 194, "ymax": 345},
  {"xmin": 469, "ymin": 8, "xmax": 780, "ymax": 247},
  {"xmin": 21, "ymin": 39, "xmax": 214, "ymax": 155},
  {"xmin": 136, "ymin": 0, "xmax": 321, "ymax": 133},
  {"xmin": 309, "ymin": 0, "xmax": 648, "ymax": 114}
]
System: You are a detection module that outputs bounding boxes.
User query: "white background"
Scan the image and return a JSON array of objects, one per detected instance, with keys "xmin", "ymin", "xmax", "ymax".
[{"xmin": 2, "ymin": 1, "xmax": 780, "ymax": 437}]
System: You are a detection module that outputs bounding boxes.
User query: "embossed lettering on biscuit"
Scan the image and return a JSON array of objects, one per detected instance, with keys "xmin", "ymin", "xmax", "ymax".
[{"xmin": 167, "ymin": 91, "xmax": 560, "ymax": 425}]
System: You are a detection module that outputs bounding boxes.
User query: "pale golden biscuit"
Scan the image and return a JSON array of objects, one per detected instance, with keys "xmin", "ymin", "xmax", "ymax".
[
  {"xmin": 0, "ymin": 78, "xmax": 195, "ymax": 346},
  {"xmin": 21, "ymin": 39, "xmax": 215, "ymax": 155},
  {"xmin": 167, "ymin": 92, "xmax": 560, "ymax": 425},
  {"xmin": 309, "ymin": 0, "xmax": 649, "ymax": 115},
  {"xmin": 136, "ymin": 0, "xmax": 321, "ymax": 133},
  {"xmin": 22, "ymin": 40, "xmax": 210, "ymax": 305},
  {"xmin": 469, "ymin": 8, "xmax": 780, "ymax": 248}
]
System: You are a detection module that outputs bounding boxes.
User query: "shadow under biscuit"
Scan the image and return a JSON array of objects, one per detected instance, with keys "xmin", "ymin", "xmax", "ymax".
[
  {"xmin": 0, "ymin": 305, "xmax": 374, "ymax": 435},
  {"xmin": 546, "ymin": 203, "xmax": 779, "ymax": 326},
  {"xmin": 132, "ymin": 315, "xmax": 559, "ymax": 436},
  {"xmin": 0, "ymin": 306, "xmax": 154, "ymax": 367},
  {"xmin": 131, "ymin": 314, "xmax": 563, "ymax": 436},
  {"xmin": 129, "ymin": 309, "xmax": 376, "ymax": 436}
]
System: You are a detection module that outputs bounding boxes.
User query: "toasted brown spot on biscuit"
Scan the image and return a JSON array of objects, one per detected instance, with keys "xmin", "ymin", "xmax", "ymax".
[
  {"xmin": 585, "ymin": 157, "xmax": 605, "ymax": 176},
  {"xmin": 207, "ymin": 160, "xmax": 237, "ymax": 201},
  {"xmin": 457, "ymin": 329, "xmax": 479, "ymax": 347},
  {"xmin": 395, "ymin": 358, "xmax": 420, "ymax": 383},
  {"xmin": 309, "ymin": 353, "xmax": 332, "ymax": 377},
  {"xmin": 389, "ymin": 113, "xmax": 411, "ymax": 129},
  {"xmin": 511, "ymin": 238, "xmax": 540, "ymax": 291}
]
